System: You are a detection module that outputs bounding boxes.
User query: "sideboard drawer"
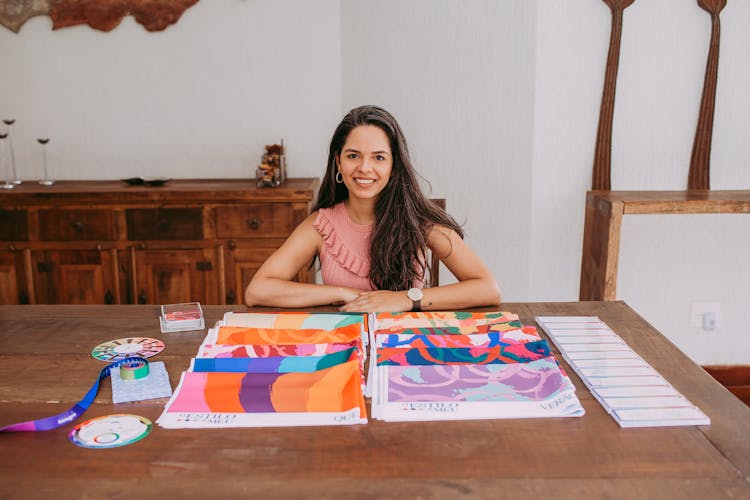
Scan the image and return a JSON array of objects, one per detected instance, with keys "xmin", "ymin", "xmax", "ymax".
[
  {"xmin": 38, "ymin": 209, "xmax": 115, "ymax": 241},
  {"xmin": 0, "ymin": 210, "xmax": 29, "ymax": 241},
  {"xmin": 215, "ymin": 205, "xmax": 295, "ymax": 238},
  {"xmin": 126, "ymin": 208, "xmax": 203, "ymax": 240}
]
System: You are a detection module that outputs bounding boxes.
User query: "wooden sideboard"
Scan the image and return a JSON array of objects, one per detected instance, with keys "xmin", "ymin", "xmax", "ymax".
[{"xmin": 0, "ymin": 178, "xmax": 319, "ymax": 305}]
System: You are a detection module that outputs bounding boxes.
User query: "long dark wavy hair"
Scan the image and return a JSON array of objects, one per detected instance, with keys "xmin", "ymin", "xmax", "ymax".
[{"xmin": 312, "ymin": 105, "xmax": 464, "ymax": 291}]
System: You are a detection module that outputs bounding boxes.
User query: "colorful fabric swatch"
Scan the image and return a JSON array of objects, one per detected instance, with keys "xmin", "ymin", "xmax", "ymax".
[
  {"xmin": 198, "ymin": 342, "xmax": 357, "ymax": 359},
  {"xmin": 165, "ymin": 359, "xmax": 364, "ymax": 414},
  {"xmin": 223, "ymin": 312, "xmax": 367, "ymax": 331},
  {"xmin": 215, "ymin": 324, "xmax": 363, "ymax": 345},
  {"xmin": 376, "ymin": 329, "xmax": 542, "ymax": 349},
  {"xmin": 375, "ymin": 322, "xmax": 526, "ymax": 336},
  {"xmin": 158, "ymin": 312, "xmax": 370, "ymax": 428},
  {"xmin": 376, "ymin": 341, "xmax": 552, "ymax": 366},
  {"xmin": 374, "ymin": 311, "xmax": 520, "ymax": 335},
  {"xmin": 192, "ymin": 348, "xmax": 357, "ymax": 373},
  {"xmin": 385, "ymin": 356, "xmax": 571, "ymax": 404},
  {"xmin": 368, "ymin": 312, "xmax": 585, "ymax": 422}
]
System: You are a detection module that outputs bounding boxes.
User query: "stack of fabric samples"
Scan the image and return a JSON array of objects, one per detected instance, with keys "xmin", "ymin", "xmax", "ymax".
[
  {"xmin": 367, "ymin": 311, "xmax": 585, "ymax": 422},
  {"xmin": 157, "ymin": 312, "xmax": 369, "ymax": 428}
]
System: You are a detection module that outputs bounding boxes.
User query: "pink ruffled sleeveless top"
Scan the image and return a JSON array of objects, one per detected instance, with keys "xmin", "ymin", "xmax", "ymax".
[{"xmin": 313, "ymin": 202, "xmax": 374, "ymax": 291}]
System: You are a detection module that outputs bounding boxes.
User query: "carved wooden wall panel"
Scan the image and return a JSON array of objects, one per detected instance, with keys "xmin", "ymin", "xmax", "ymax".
[
  {"xmin": 592, "ymin": 0, "xmax": 636, "ymax": 191},
  {"xmin": 689, "ymin": 0, "xmax": 728, "ymax": 191}
]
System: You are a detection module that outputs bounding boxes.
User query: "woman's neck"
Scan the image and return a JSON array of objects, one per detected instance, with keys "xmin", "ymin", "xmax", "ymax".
[{"xmin": 344, "ymin": 197, "xmax": 376, "ymax": 225}]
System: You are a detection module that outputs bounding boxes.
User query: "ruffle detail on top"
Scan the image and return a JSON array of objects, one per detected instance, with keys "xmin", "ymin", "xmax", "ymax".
[{"xmin": 314, "ymin": 207, "xmax": 371, "ymax": 278}]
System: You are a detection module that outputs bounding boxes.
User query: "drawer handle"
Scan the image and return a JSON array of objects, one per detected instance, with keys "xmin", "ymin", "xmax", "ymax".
[
  {"xmin": 37, "ymin": 261, "xmax": 55, "ymax": 273},
  {"xmin": 196, "ymin": 261, "xmax": 213, "ymax": 271},
  {"xmin": 227, "ymin": 240, "xmax": 236, "ymax": 250},
  {"xmin": 71, "ymin": 221, "xmax": 85, "ymax": 231},
  {"xmin": 226, "ymin": 288, "xmax": 236, "ymax": 304},
  {"xmin": 104, "ymin": 290, "xmax": 114, "ymax": 304},
  {"xmin": 138, "ymin": 290, "xmax": 147, "ymax": 304},
  {"xmin": 247, "ymin": 218, "xmax": 264, "ymax": 230}
]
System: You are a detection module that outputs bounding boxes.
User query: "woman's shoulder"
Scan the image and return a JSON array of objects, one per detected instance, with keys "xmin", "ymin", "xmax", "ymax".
[
  {"xmin": 288, "ymin": 211, "xmax": 323, "ymax": 241},
  {"xmin": 314, "ymin": 202, "xmax": 345, "ymax": 219},
  {"xmin": 426, "ymin": 223, "xmax": 462, "ymax": 255},
  {"xmin": 426, "ymin": 223, "xmax": 460, "ymax": 239},
  {"xmin": 313, "ymin": 202, "xmax": 372, "ymax": 236},
  {"xmin": 312, "ymin": 202, "xmax": 345, "ymax": 237}
]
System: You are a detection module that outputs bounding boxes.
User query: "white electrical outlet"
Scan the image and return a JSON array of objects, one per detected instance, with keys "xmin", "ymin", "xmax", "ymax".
[
  {"xmin": 702, "ymin": 311, "xmax": 718, "ymax": 331},
  {"xmin": 690, "ymin": 302, "xmax": 721, "ymax": 330}
]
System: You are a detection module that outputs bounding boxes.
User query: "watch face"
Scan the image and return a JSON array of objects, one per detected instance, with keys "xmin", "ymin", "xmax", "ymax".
[{"xmin": 407, "ymin": 288, "xmax": 423, "ymax": 301}]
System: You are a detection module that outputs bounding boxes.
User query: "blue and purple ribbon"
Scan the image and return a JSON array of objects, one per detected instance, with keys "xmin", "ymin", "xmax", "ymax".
[{"xmin": 0, "ymin": 356, "xmax": 148, "ymax": 432}]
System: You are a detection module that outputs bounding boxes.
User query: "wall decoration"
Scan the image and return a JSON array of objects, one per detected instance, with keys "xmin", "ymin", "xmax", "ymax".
[
  {"xmin": 0, "ymin": 0, "xmax": 199, "ymax": 33},
  {"xmin": 688, "ymin": 0, "xmax": 727, "ymax": 191},
  {"xmin": 591, "ymin": 0, "xmax": 636, "ymax": 191},
  {"xmin": 0, "ymin": 0, "xmax": 53, "ymax": 33}
]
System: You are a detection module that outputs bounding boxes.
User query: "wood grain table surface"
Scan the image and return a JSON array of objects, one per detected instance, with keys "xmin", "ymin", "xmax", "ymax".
[{"xmin": 0, "ymin": 302, "xmax": 748, "ymax": 499}]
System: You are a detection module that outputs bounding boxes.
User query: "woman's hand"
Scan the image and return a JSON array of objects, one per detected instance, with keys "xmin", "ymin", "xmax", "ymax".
[{"xmin": 339, "ymin": 290, "xmax": 411, "ymax": 313}]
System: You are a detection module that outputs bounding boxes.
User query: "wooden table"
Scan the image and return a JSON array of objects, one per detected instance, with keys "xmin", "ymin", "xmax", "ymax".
[
  {"xmin": 579, "ymin": 190, "xmax": 750, "ymax": 301},
  {"xmin": 1, "ymin": 303, "xmax": 749, "ymax": 499}
]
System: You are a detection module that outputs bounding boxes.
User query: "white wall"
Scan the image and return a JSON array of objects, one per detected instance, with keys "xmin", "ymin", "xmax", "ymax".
[
  {"xmin": 530, "ymin": 1, "xmax": 608, "ymax": 303},
  {"xmin": 341, "ymin": 0, "xmax": 537, "ymax": 300},
  {"xmin": 615, "ymin": 1, "xmax": 750, "ymax": 365},
  {"xmin": 2, "ymin": 1, "xmax": 748, "ymax": 364},
  {"xmin": 531, "ymin": 0, "xmax": 750, "ymax": 364},
  {"xmin": 0, "ymin": 0, "xmax": 342, "ymax": 180}
]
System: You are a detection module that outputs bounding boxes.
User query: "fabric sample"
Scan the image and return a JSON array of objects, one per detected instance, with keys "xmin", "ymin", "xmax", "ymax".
[
  {"xmin": 216, "ymin": 324, "xmax": 363, "ymax": 345},
  {"xmin": 198, "ymin": 342, "xmax": 358, "ymax": 359},
  {"xmin": 376, "ymin": 329, "xmax": 542, "ymax": 349},
  {"xmin": 374, "ymin": 311, "xmax": 523, "ymax": 335},
  {"xmin": 192, "ymin": 348, "xmax": 357, "ymax": 373},
  {"xmin": 376, "ymin": 341, "xmax": 552, "ymax": 366},
  {"xmin": 166, "ymin": 359, "xmax": 364, "ymax": 414},
  {"xmin": 385, "ymin": 356, "xmax": 571, "ymax": 403},
  {"xmin": 223, "ymin": 311, "xmax": 367, "ymax": 330}
]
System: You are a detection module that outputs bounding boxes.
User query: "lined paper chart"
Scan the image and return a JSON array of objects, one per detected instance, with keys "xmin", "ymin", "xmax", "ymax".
[{"xmin": 535, "ymin": 316, "xmax": 709, "ymax": 428}]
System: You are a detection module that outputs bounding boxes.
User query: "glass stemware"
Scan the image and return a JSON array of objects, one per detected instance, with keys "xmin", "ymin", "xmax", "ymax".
[
  {"xmin": 37, "ymin": 138, "xmax": 54, "ymax": 186},
  {"xmin": 0, "ymin": 132, "xmax": 14, "ymax": 189},
  {"xmin": 2, "ymin": 119, "xmax": 21, "ymax": 184}
]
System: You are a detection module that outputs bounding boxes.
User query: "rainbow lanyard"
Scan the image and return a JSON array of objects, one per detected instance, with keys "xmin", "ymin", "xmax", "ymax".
[{"xmin": 0, "ymin": 356, "xmax": 148, "ymax": 432}]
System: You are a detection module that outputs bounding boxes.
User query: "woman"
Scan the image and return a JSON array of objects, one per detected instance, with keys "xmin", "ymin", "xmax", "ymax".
[{"xmin": 244, "ymin": 105, "xmax": 501, "ymax": 312}]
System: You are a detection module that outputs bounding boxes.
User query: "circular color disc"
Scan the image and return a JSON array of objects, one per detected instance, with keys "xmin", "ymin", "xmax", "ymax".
[
  {"xmin": 69, "ymin": 414, "xmax": 152, "ymax": 449},
  {"xmin": 91, "ymin": 337, "xmax": 165, "ymax": 361}
]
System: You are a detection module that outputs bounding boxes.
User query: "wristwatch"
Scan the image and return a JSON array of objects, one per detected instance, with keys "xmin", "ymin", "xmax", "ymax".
[{"xmin": 407, "ymin": 287, "xmax": 424, "ymax": 312}]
